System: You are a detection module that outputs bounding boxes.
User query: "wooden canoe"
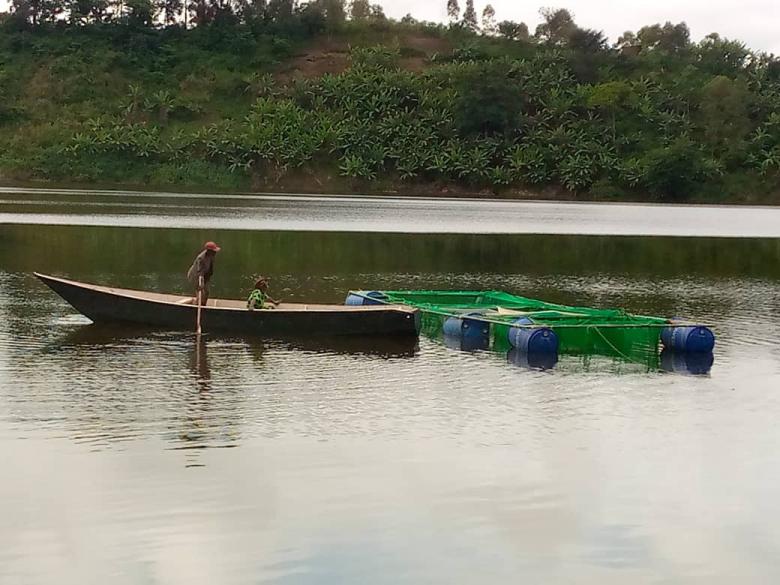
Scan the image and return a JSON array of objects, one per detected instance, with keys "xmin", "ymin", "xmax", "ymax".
[{"xmin": 35, "ymin": 273, "xmax": 421, "ymax": 338}]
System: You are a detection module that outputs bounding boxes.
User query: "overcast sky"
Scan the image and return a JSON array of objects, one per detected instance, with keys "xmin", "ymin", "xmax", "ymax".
[{"xmin": 376, "ymin": 0, "xmax": 780, "ymax": 54}]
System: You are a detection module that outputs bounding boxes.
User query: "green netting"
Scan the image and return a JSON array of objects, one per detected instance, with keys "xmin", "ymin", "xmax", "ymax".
[{"xmin": 373, "ymin": 290, "xmax": 670, "ymax": 359}]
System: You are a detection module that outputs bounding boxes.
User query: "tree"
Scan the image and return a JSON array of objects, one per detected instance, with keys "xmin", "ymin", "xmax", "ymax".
[
  {"xmin": 587, "ymin": 81, "xmax": 633, "ymax": 110},
  {"xmin": 636, "ymin": 22, "xmax": 690, "ymax": 53},
  {"xmin": 699, "ymin": 75, "xmax": 751, "ymax": 158},
  {"xmin": 188, "ymin": 0, "xmax": 214, "ymax": 25},
  {"xmin": 446, "ymin": 0, "xmax": 459, "ymax": 24},
  {"xmin": 369, "ymin": 3, "xmax": 384, "ymax": 20},
  {"xmin": 349, "ymin": 0, "xmax": 369, "ymax": 20},
  {"xmin": 238, "ymin": 0, "xmax": 267, "ymax": 23},
  {"xmin": 123, "ymin": 0, "xmax": 156, "ymax": 26},
  {"xmin": 641, "ymin": 138, "xmax": 710, "ymax": 200},
  {"xmin": 615, "ymin": 31, "xmax": 640, "ymax": 55},
  {"xmin": 266, "ymin": 0, "xmax": 294, "ymax": 22},
  {"xmin": 587, "ymin": 81, "xmax": 633, "ymax": 139},
  {"xmin": 697, "ymin": 34, "xmax": 751, "ymax": 76},
  {"xmin": 319, "ymin": 0, "xmax": 345, "ymax": 27},
  {"xmin": 455, "ymin": 64, "xmax": 524, "ymax": 135},
  {"xmin": 159, "ymin": 0, "xmax": 183, "ymax": 25},
  {"xmin": 568, "ymin": 28, "xmax": 608, "ymax": 53},
  {"xmin": 481, "ymin": 4, "xmax": 496, "ymax": 35},
  {"xmin": 68, "ymin": 0, "xmax": 110, "ymax": 23},
  {"xmin": 766, "ymin": 58, "xmax": 780, "ymax": 83},
  {"xmin": 11, "ymin": 0, "xmax": 64, "ymax": 25},
  {"xmin": 535, "ymin": 8, "xmax": 576, "ymax": 45},
  {"xmin": 462, "ymin": 0, "xmax": 477, "ymax": 31},
  {"xmin": 497, "ymin": 21, "xmax": 529, "ymax": 41}
]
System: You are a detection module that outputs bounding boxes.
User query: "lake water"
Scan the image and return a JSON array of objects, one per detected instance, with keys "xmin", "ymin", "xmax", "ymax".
[
  {"xmin": 1, "ymin": 188, "xmax": 780, "ymax": 584},
  {"xmin": 3, "ymin": 186, "xmax": 780, "ymax": 237}
]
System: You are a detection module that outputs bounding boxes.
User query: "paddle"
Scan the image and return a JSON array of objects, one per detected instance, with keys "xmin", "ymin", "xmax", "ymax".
[{"xmin": 196, "ymin": 276, "xmax": 204, "ymax": 336}]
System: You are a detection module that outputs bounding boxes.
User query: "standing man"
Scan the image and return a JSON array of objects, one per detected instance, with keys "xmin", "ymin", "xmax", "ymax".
[{"xmin": 187, "ymin": 241, "xmax": 220, "ymax": 305}]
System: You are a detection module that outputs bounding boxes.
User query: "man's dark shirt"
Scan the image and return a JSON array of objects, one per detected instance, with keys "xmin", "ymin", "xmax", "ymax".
[{"xmin": 187, "ymin": 250, "xmax": 215, "ymax": 285}]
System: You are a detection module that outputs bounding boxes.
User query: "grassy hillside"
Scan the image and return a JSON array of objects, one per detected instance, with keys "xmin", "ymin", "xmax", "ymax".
[{"xmin": 1, "ymin": 8, "xmax": 779, "ymax": 203}]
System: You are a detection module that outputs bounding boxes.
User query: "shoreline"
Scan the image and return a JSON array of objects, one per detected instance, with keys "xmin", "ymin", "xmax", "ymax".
[{"xmin": 1, "ymin": 178, "xmax": 778, "ymax": 208}]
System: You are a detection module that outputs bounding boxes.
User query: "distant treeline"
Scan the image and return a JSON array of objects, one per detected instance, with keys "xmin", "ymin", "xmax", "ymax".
[
  {"xmin": 1, "ymin": 1, "xmax": 779, "ymax": 202},
  {"xmin": 4, "ymin": 0, "xmax": 369, "ymax": 29}
]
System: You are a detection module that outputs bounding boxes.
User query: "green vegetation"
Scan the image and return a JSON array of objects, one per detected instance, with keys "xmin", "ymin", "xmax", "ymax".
[{"xmin": 0, "ymin": 1, "xmax": 779, "ymax": 203}]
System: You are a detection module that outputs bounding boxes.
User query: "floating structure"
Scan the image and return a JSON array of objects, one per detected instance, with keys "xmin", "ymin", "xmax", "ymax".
[
  {"xmin": 346, "ymin": 290, "xmax": 715, "ymax": 367},
  {"xmin": 36, "ymin": 273, "xmax": 421, "ymax": 338}
]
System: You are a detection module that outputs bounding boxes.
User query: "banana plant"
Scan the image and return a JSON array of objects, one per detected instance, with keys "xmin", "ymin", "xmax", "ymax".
[
  {"xmin": 228, "ymin": 155, "xmax": 253, "ymax": 173},
  {"xmin": 558, "ymin": 153, "xmax": 597, "ymax": 191},
  {"xmin": 758, "ymin": 147, "xmax": 780, "ymax": 175},
  {"xmin": 145, "ymin": 90, "xmax": 176, "ymax": 125},
  {"xmin": 123, "ymin": 84, "xmax": 144, "ymax": 121},
  {"xmin": 243, "ymin": 73, "xmax": 276, "ymax": 98},
  {"xmin": 487, "ymin": 166, "xmax": 513, "ymax": 186},
  {"xmin": 507, "ymin": 143, "xmax": 553, "ymax": 184},
  {"xmin": 618, "ymin": 158, "xmax": 647, "ymax": 187},
  {"xmin": 396, "ymin": 158, "xmax": 421, "ymax": 180},
  {"xmin": 339, "ymin": 153, "xmax": 377, "ymax": 180}
]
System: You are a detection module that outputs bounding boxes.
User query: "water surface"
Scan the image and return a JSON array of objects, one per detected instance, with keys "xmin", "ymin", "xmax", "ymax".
[
  {"xmin": 2, "ymin": 187, "xmax": 780, "ymax": 237},
  {"xmin": 1, "ymin": 193, "xmax": 780, "ymax": 584}
]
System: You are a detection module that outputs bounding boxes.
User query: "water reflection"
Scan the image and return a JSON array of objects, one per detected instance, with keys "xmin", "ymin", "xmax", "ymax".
[
  {"xmin": 283, "ymin": 335, "xmax": 419, "ymax": 358},
  {"xmin": 176, "ymin": 338, "xmax": 241, "ymax": 467},
  {"xmin": 4, "ymin": 226, "xmax": 780, "ymax": 300},
  {"xmin": 2, "ymin": 219, "xmax": 780, "ymax": 584},
  {"xmin": 3, "ymin": 188, "xmax": 780, "ymax": 237},
  {"xmin": 191, "ymin": 337, "xmax": 212, "ymax": 393},
  {"xmin": 52, "ymin": 322, "xmax": 160, "ymax": 346},
  {"xmin": 660, "ymin": 349, "xmax": 715, "ymax": 376},
  {"xmin": 443, "ymin": 333, "xmax": 491, "ymax": 352},
  {"xmin": 36, "ymin": 324, "xmax": 421, "ymax": 457},
  {"xmin": 507, "ymin": 348, "xmax": 559, "ymax": 371},
  {"xmin": 52, "ymin": 324, "xmax": 419, "ymax": 359}
]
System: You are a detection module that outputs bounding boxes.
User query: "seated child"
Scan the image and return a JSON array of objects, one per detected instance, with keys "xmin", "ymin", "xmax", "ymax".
[{"xmin": 247, "ymin": 276, "xmax": 280, "ymax": 310}]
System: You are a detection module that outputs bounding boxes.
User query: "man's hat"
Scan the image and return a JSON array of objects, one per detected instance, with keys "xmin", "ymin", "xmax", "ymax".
[{"xmin": 204, "ymin": 241, "xmax": 221, "ymax": 252}]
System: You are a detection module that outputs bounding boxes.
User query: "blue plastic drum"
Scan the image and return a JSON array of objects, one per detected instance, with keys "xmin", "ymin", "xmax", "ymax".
[
  {"xmin": 661, "ymin": 325, "xmax": 715, "ymax": 353},
  {"xmin": 442, "ymin": 313, "xmax": 490, "ymax": 342},
  {"xmin": 345, "ymin": 291, "xmax": 388, "ymax": 306},
  {"xmin": 507, "ymin": 317, "xmax": 559, "ymax": 353}
]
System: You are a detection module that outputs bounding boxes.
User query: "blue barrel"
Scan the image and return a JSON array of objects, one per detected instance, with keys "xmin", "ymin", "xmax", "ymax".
[
  {"xmin": 661, "ymin": 325, "xmax": 715, "ymax": 353},
  {"xmin": 442, "ymin": 313, "xmax": 490, "ymax": 341},
  {"xmin": 507, "ymin": 318, "xmax": 559, "ymax": 353},
  {"xmin": 345, "ymin": 291, "xmax": 387, "ymax": 306},
  {"xmin": 660, "ymin": 349, "xmax": 714, "ymax": 375}
]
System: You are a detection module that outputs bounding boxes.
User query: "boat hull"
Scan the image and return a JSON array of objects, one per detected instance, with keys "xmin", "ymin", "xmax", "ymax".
[{"xmin": 36, "ymin": 273, "xmax": 421, "ymax": 338}]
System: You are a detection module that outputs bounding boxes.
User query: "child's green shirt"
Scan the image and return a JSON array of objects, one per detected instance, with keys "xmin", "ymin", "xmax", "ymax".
[{"xmin": 247, "ymin": 289, "xmax": 268, "ymax": 310}]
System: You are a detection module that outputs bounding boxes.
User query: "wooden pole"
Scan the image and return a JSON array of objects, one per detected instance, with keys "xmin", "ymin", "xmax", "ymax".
[{"xmin": 196, "ymin": 276, "xmax": 204, "ymax": 336}]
